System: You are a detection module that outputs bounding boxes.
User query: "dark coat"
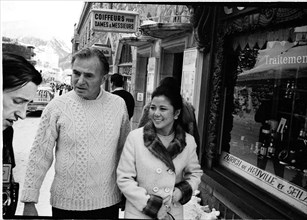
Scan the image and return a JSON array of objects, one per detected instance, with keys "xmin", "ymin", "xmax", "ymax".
[
  {"xmin": 3, "ymin": 126, "xmax": 15, "ymax": 168},
  {"xmin": 112, "ymin": 89, "xmax": 135, "ymax": 120}
]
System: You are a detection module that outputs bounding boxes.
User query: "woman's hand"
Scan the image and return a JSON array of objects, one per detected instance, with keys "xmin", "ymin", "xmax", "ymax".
[
  {"xmin": 172, "ymin": 187, "xmax": 183, "ymax": 207},
  {"xmin": 157, "ymin": 195, "xmax": 171, "ymax": 220}
]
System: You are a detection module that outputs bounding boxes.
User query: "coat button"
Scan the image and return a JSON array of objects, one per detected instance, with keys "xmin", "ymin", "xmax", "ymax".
[
  {"xmin": 156, "ymin": 168, "xmax": 162, "ymax": 174},
  {"xmin": 164, "ymin": 187, "xmax": 170, "ymax": 193},
  {"xmin": 153, "ymin": 187, "xmax": 159, "ymax": 192},
  {"xmin": 168, "ymin": 169, "xmax": 174, "ymax": 175}
]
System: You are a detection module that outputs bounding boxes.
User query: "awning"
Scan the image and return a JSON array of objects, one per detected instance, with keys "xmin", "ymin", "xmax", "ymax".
[
  {"xmin": 237, "ymin": 41, "xmax": 307, "ymax": 81},
  {"xmin": 139, "ymin": 23, "xmax": 193, "ymax": 39},
  {"xmin": 119, "ymin": 35, "xmax": 156, "ymax": 47}
]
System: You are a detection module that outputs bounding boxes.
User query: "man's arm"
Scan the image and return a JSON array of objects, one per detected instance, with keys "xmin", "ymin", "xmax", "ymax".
[{"xmin": 21, "ymin": 102, "xmax": 59, "ymax": 212}]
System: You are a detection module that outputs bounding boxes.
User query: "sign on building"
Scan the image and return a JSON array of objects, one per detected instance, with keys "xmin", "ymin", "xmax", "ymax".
[
  {"xmin": 181, "ymin": 48, "xmax": 200, "ymax": 105},
  {"xmin": 92, "ymin": 44, "xmax": 112, "ymax": 57},
  {"xmin": 91, "ymin": 9, "xmax": 139, "ymax": 33}
]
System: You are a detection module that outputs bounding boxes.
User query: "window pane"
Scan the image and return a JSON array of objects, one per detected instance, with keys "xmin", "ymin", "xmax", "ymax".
[{"xmin": 223, "ymin": 25, "xmax": 307, "ymax": 211}]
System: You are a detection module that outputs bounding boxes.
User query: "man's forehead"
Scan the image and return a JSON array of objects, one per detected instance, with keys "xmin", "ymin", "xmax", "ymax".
[{"xmin": 73, "ymin": 56, "xmax": 102, "ymax": 69}]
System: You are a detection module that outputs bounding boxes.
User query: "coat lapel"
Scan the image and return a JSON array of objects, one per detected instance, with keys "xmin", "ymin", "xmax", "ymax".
[{"xmin": 143, "ymin": 121, "xmax": 186, "ymax": 172}]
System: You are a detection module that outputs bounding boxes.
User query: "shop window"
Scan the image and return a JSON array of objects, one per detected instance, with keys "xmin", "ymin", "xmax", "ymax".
[
  {"xmin": 120, "ymin": 44, "xmax": 132, "ymax": 63},
  {"xmin": 222, "ymin": 25, "xmax": 307, "ymax": 213}
]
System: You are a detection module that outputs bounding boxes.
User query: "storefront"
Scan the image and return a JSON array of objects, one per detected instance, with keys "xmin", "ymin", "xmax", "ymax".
[
  {"xmin": 120, "ymin": 12, "xmax": 203, "ymax": 129},
  {"xmin": 191, "ymin": 4, "xmax": 307, "ymax": 219}
]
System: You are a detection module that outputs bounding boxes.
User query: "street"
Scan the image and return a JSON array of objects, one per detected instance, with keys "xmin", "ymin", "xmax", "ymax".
[{"xmin": 12, "ymin": 112, "xmax": 54, "ymax": 216}]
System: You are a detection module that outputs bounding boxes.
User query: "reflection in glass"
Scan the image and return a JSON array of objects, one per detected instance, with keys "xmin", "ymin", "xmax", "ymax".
[{"xmin": 228, "ymin": 26, "xmax": 307, "ymax": 191}]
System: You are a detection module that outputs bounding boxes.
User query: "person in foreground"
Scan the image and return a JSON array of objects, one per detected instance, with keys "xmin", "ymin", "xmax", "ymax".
[
  {"xmin": 2, "ymin": 53, "xmax": 42, "ymax": 218},
  {"xmin": 117, "ymin": 85, "xmax": 203, "ymax": 219},
  {"xmin": 138, "ymin": 77, "xmax": 200, "ymax": 151},
  {"xmin": 21, "ymin": 47, "xmax": 131, "ymax": 219},
  {"xmin": 110, "ymin": 73, "xmax": 135, "ymax": 120}
]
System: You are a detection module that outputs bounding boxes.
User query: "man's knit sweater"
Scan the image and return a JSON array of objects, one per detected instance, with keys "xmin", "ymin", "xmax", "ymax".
[{"xmin": 21, "ymin": 89, "xmax": 131, "ymax": 211}]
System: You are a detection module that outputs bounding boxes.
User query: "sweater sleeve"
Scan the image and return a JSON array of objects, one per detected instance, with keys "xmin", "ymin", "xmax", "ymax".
[
  {"xmin": 117, "ymin": 132, "xmax": 151, "ymax": 212},
  {"xmin": 117, "ymin": 100, "xmax": 131, "ymax": 161},
  {"xmin": 21, "ymin": 102, "xmax": 59, "ymax": 203}
]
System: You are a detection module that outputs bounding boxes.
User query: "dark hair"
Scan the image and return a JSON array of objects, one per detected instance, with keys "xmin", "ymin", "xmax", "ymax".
[
  {"xmin": 3, "ymin": 53, "xmax": 42, "ymax": 91},
  {"xmin": 71, "ymin": 47, "xmax": 109, "ymax": 75},
  {"xmin": 110, "ymin": 74, "xmax": 124, "ymax": 87},
  {"xmin": 151, "ymin": 85, "xmax": 183, "ymax": 122},
  {"xmin": 159, "ymin": 77, "xmax": 180, "ymax": 93}
]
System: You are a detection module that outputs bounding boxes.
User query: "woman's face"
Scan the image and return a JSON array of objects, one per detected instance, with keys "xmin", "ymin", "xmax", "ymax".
[
  {"xmin": 149, "ymin": 95, "xmax": 180, "ymax": 136},
  {"xmin": 3, "ymin": 82, "xmax": 38, "ymax": 130}
]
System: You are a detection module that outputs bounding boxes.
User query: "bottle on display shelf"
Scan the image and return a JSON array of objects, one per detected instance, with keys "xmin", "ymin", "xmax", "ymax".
[
  {"xmin": 295, "ymin": 128, "xmax": 307, "ymax": 170},
  {"xmin": 259, "ymin": 123, "xmax": 271, "ymax": 159},
  {"xmin": 289, "ymin": 150, "xmax": 296, "ymax": 166},
  {"xmin": 267, "ymin": 132, "xmax": 278, "ymax": 158}
]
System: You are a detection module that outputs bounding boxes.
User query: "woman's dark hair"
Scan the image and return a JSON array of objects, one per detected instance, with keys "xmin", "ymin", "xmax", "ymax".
[
  {"xmin": 3, "ymin": 53, "xmax": 42, "ymax": 91},
  {"xmin": 151, "ymin": 85, "xmax": 183, "ymax": 123},
  {"xmin": 159, "ymin": 77, "xmax": 180, "ymax": 94},
  {"xmin": 71, "ymin": 47, "xmax": 110, "ymax": 75}
]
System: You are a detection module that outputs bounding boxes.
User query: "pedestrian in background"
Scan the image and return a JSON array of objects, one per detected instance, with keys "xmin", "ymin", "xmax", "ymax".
[
  {"xmin": 117, "ymin": 85, "xmax": 202, "ymax": 219},
  {"xmin": 21, "ymin": 47, "xmax": 131, "ymax": 219},
  {"xmin": 138, "ymin": 77, "xmax": 200, "ymax": 153},
  {"xmin": 110, "ymin": 73, "xmax": 135, "ymax": 120},
  {"xmin": 2, "ymin": 53, "xmax": 42, "ymax": 218}
]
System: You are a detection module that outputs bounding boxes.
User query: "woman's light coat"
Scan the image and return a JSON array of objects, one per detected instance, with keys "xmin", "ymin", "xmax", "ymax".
[{"xmin": 117, "ymin": 122, "xmax": 203, "ymax": 219}]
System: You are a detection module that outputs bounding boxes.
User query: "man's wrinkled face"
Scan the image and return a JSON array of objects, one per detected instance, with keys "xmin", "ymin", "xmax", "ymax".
[
  {"xmin": 3, "ymin": 82, "xmax": 38, "ymax": 130},
  {"xmin": 71, "ymin": 56, "xmax": 105, "ymax": 100}
]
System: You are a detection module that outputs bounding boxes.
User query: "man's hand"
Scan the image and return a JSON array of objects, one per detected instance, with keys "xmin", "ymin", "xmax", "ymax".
[{"xmin": 23, "ymin": 202, "xmax": 38, "ymax": 216}]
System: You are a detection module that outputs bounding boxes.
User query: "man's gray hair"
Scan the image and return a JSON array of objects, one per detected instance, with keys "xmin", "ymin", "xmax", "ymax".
[{"xmin": 71, "ymin": 47, "xmax": 110, "ymax": 75}]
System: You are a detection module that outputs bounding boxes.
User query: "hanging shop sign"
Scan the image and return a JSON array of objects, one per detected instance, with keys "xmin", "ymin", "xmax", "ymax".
[
  {"xmin": 146, "ymin": 57, "xmax": 156, "ymax": 104},
  {"xmin": 181, "ymin": 48, "xmax": 198, "ymax": 104},
  {"xmin": 91, "ymin": 9, "xmax": 139, "ymax": 33},
  {"xmin": 221, "ymin": 152, "xmax": 307, "ymax": 214}
]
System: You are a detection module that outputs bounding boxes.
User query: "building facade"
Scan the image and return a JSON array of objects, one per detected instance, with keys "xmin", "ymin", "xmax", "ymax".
[
  {"xmin": 72, "ymin": 3, "xmax": 307, "ymax": 219},
  {"xmin": 189, "ymin": 4, "xmax": 307, "ymax": 219}
]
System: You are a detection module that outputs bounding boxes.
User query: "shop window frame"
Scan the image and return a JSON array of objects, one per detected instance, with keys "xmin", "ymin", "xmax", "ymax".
[{"xmin": 196, "ymin": 6, "xmax": 307, "ymax": 219}]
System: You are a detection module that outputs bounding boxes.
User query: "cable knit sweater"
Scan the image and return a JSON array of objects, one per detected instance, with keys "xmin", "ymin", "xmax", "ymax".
[{"xmin": 21, "ymin": 89, "xmax": 131, "ymax": 211}]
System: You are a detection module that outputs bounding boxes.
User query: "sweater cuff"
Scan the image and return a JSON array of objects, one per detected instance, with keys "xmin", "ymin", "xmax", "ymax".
[
  {"xmin": 142, "ymin": 194, "xmax": 163, "ymax": 218},
  {"xmin": 175, "ymin": 181, "xmax": 193, "ymax": 205},
  {"xmin": 20, "ymin": 188, "xmax": 39, "ymax": 203}
]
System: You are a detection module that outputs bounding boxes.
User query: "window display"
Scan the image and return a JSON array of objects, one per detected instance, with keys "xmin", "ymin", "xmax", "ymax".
[{"xmin": 224, "ymin": 25, "xmax": 307, "ymax": 212}]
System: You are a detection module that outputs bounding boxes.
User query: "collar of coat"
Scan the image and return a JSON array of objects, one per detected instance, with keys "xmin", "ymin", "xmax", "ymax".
[{"xmin": 143, "ymin": 120, "xmax": 186, "ymax": 172}]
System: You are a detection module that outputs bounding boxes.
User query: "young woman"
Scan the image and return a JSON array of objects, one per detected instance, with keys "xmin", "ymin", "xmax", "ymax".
[
  {"xmin": 138, "ymin": 77, "xmax": 200, "ymax": 149},
  {"xmin": 2, "ymin": 53, "xmax": 42, "ymax": 218},
  {"xmin": 117, "ymin": 85, "xmax": 203, "ymax": 219}
]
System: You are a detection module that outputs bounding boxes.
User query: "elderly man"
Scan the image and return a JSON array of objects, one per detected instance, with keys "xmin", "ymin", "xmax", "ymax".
[{"xmin": 21, "ymin": 47, "xmax": 131, "ymax": 219}]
